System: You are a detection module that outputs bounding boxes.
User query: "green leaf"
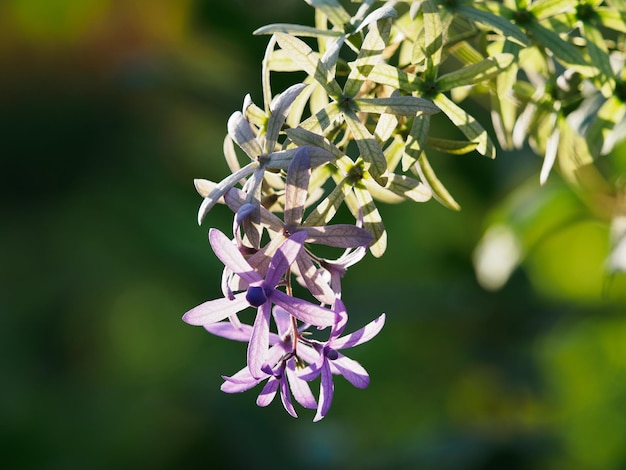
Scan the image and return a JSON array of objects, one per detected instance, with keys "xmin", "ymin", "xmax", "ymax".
[
  {"xmin": 265, "ymin": 83, "xmax": 308, "ymax": 153},
  {"xmin": 422, "ymin": 0, "xmax": 444, "ymax": 81},
  {"xmin": 354, "ymin": 4, "xmax": 398, "ymax": 33},
  {"xmin": 436, "ymin": 53, "xmax": 515, "ymax": 91},
  {"xmin": 353, "ymin": 96, "xmax": 440, "ymax": 116},
  {"xmin": 285, "ymin": 126, "xmax": 344, "ymax": 159},
  {"xmin": 228, "ymin": 111, "xmax": 263, "ymax": 159},
  {"xmin": 457, "ymin": 5, "xmax": 529, "ymax": 46},
  {"xmin": 526, "ymin": 22, "xmax": 590, "ymax": 69},
  {"xmin": 343, "ymin": 108, "xmax": 389, "ymax": 186},
  {"xmin": 557, "ymin": 116, "xmax": 594, "ymax": 185},
  {"xmin": 344, "ymin": 17, "xmax": 393, "ymax": 96},
  {"xmin": 447, "ymin": 40, "xmax": 486, "ymax": 66},
  {"xmin": 353, "ymin": 184, "xmax": 387, "ymax": 257},
  {"xmin": 426, "ymin": 137, "xmax": 479, "ymax": 155},
  {"xmin": 585, "ymin": 96, "xmax": 626, "ymax": 156},
  {"xmin": 364, "ymin": 63, "xmax": 423, "ymax": 91},
  {"xmin": 403, "ymin": 113, "xmax": 431, "ymax": 171},
  {"xmin": 304, "ymin": 0, "xmax": 351, "ymax": 30},
  {"xmin": 383, "ymin": 173, "xmax": 432, "ymax": 202},
  {"xmin": 596, "ymin": 8, "xmax": 626, "ymax": 34},
  {"xmin": 274, "ymin": 33, "xmax": 343, "ymax": 99},
  {"xmin": 413, "ymin": 152, "xmax": 461, "ymax": 211},
  {"xmin": 528, "ymin": 0, "xmax": 577, "ymax": 20},
  {"xmin": 254, "ymin": 23, "xmax": 344, "ymax": 37},
  {"xmin": 266, "ymin": 147, "xmax": 336, "ymax": 171},
  {"xmin": 300, "ymin": 102, "xmax": 342, "ymax": 134},
  {"xmin": 581, "ymin": 22, "xmax": 615, "ymax": 96},
  {"xmin": 434, "ymin": 93, "xmax": 496, "ymax": 158},
  {"xmin": 303, "ymin": 176, "xmax": 351, "ymax": 226}
]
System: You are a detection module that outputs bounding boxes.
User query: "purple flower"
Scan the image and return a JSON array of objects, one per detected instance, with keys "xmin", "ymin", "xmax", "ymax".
[
  {"xmin": 300, "ymin": 298, "xmax": 385, "ymax": 421},
  {"xmin": 224, "ymin": 147, "xmax": 373, "ymax": 303},
  {"xmin": 183, "ymin": 228, "xmax": 335, "ymax": 377},
  {"xmin": 206, "ymin": 307, "xmax": 319, "ymax": 417}
]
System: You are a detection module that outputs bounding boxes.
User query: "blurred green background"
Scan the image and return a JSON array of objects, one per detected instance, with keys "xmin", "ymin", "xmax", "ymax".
[{"xmin": 2, "ymin": 1, "xmax": 626, "ymax": 468}]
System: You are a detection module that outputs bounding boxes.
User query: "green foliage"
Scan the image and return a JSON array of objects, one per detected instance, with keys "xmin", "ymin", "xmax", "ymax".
[{"xmin": 242, "ymin": 0, "xmax": 626, "ymax": 272}]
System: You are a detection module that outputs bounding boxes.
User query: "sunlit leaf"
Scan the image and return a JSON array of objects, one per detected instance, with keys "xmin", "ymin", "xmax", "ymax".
[
  {"xmin": 457, "ymin": 4, "xmax": 529, "ymax": 46},
  {"xmin": 353, "ymin": 96, "xmax": 440, "ymax": 115},
  {"xmin": 426, "ymin": 137, "xmax": 479, "ymax": 155},
  {"xmin": 254, "ymin": 23, "xmax": 344, "ymax": 37},
  {"xmin": 353, "ymin": 184, "xmax": 386, "ymax": 257},
  {"xmin": 434, "ymin": 93, "xmax": 496, "ymax": 158},
  {"xmin": 274, "ymin": 33, "xmax": 343, "ymax": 98},
  {"xmin": 344, "ymin": 17, "xmax": 393, "ymax": 96},
  {"xmin": 436, "ymin": 53, "xmax": 515, "ymax": 91},
  {"xmin": 343, "ymin": 108, "xmax": 388, "ymax": 186},
  {"xmin": 413, "ymin": 152, "xmax": 461, "ymax": 210}
]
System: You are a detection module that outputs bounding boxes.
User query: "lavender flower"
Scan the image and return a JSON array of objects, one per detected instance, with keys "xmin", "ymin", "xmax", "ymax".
[
  {"xmin": 206, "ymin": 307, "xmax": 319, "ymax": 417},
  {"xmin": 183, "ymin": 228, "xmax": 335, "ymax": 377},
  {"xmin": 300, "ymin": 298, "xmax": 385, "ymax": 421}
]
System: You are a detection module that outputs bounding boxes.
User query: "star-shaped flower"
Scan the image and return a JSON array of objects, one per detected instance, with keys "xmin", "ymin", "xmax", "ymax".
[
  {"xmin": 183, "ymin": 228, "xmax": 335, "ymax": 377},
  {"xmin": 206, "ymin": 306, "xmax": 319, "ymax": 418},
  {"xmin": 300, "ymin": 298, "xmax": 385, "ymax": 421}
]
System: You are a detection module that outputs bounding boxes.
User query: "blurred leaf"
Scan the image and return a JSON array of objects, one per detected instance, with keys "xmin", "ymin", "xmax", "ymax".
[{"xmin": 436, "ymin": 53, "xmax": 515, "ymax": 92}]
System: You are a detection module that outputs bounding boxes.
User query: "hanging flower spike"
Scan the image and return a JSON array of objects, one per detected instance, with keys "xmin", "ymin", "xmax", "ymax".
[{"xmin": 183, "ymin": 228, "xmax": 336, "ymax": 377}]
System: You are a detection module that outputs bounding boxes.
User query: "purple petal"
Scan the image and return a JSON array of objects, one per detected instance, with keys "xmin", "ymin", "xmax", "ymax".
[
  {"xmin": 286, "ymin": 358, "xmax": 317, "ymax": 410},
  {"xmin": 270, "ymin": 290, "xmax": 335, "ymax": 327},
  {"xmin": 294, "ymin": 253, "xmax": 336, "ymax": 305},
  {"xmin": 247, "ymin": 302, "xmax": 272, "ymax": 378},
  {"xmin": 264, "ymin": 231, "xmax": 308, "ymax": 288},
  {"xmin": 221, "ymin": 368, "xmax": 262, "ymax": 393},
  {"xmin": 272, "ymin": 306, "xmax": 292, "ymax": 338},
  {"xmin": 256, "ymin": 377, "xmax": 279, "ymax": 407},
  {"xmin": 197, "ymin": 164, "xmax": 258, "ymax": 224},
  {"xmin": 182, "ymin": 292, "xmax": 249, "ymax": 326},
  {"xmin": 280, "ymin": 374, "xmax": 298, "ymax": 418},
  {"xmin": 331, "ymin": 354, "xmax": 370, "ymax": 389},
  {"xmin": 203, "ymin": 321, "xmax": 253, "ymax": 342},
  {"xmin": 302, "ymin": 225, "xmax": 374, "ymax": 248},
  {"xmin": 331, "ymin": 313, "xmax": 385, "ymax": 350},
  {"xmin": 209, "ymin": 229, "xmax": 262, "ymax": 285},
  {"xmin": 284, "ymin": 147, "xmax": 311, "ymax": 227},
  {"xmin": 330, "ymin": 298, "xmax": 348, "ymax": 339},
  {"xmin": 313, "ymin": 359, "xmax": 334, "ymax": 422},
  {"xmin": 224, "ymin": 187, "xmax": 285, "ymax": 233}
]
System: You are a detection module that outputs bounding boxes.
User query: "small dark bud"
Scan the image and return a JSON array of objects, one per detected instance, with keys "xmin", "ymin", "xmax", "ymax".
[{"xmin": 246, "ymin": 286, "xmax": 267, "ymax": 307}]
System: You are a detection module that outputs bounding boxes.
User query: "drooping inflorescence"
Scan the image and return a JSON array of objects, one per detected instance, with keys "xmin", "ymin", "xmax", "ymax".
[{"xmin": 183, "ymin": 0, "xmax": 626, "ymax": 419}]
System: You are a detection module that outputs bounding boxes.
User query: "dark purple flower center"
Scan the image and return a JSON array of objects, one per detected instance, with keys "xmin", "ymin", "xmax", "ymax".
[
  {"xmin": 325, "ymin": 347, "xmax": 339, "ymax": 360},
  {"xmin": 246, "ymin": 285, "xmax": 268, "ymax": 307}
]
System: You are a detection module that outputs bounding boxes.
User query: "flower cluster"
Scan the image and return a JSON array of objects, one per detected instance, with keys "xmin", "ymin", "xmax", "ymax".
[
  {"xmin": 183, "ymin": 0, "xmax": 626, "ymax": 419},
  {"xmin": 184, "ymin": 147, "xmax": 385, "ymax": 420}
]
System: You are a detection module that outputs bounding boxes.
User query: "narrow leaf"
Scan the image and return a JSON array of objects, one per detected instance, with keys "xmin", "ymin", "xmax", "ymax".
[
  {"xmin": 436, "ymin": 53, "xmax": 515, "ymax": 91},
  {"xmin": 344, "ymin": 17, "xmax": 393, "ymax": 96},
  {"xmin": 228, "ymin": 112, "xmax": 263, "ymax": 160},
  {"xmin": 403, "ymin": 113, "xmax": 431, "ymax": 171},
  {"xmin": 413, "ymin": 153, "xmax": 461, "ymax": 210},
  {"xmin": 254, "ymin": 23, "xmax": 344, "ymax": 37},
  {"xmin": 353, "ymin": 185, "xmax": 386, "ymax": 257},
  {"xmin": 422, "ymin": 0, "xmax": 444, "ymax": 81},
  {"xmin": 354, "ymin": 96, "xmax": 440, "ymax": 115},
  {"xmin": 343, "ymin": 108, "xmax": 388, "ymax": 186},
  {"xmin": 457, "ymin": 5, "xmax": 528, "ymax": 46},
  {"xmin": 426, "ymin": 137, "xmax": 479, "ymax": 155},
  {"xmin": 275, "ymin": 33, "xmax": 343, "ymax": 98},
  {"xmin": 434, "ymin": 93, "xmax": 496, "ymax": 158},
  {"xmin": 266, "ymin": 83, "xmax": 308, "ymax": 152}
]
